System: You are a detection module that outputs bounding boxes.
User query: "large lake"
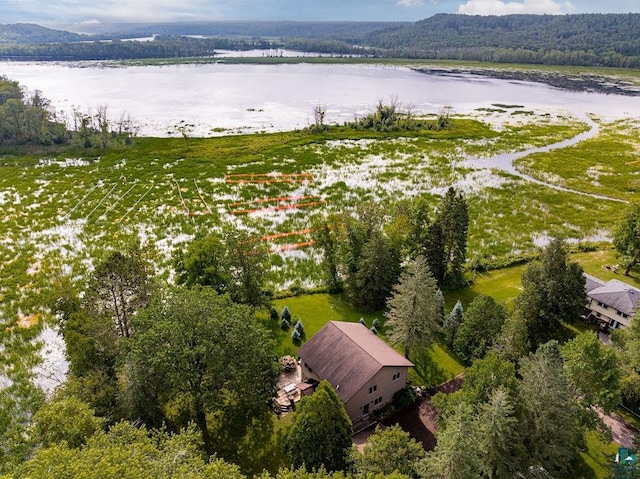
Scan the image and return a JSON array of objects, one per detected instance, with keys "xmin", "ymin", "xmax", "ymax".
[{"xmin": 2, "ymin": 62, "xmax": 640, "ymax": 136}]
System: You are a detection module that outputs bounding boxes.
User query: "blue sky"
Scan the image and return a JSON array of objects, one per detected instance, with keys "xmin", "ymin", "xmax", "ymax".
[{"xmin": 1, "ymin": 0, "xmax": 639, "ymax": 25}]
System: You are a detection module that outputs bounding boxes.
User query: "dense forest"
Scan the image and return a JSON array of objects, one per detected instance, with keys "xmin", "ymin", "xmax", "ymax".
[
  {"xmin": 2, "ymin": 14, "xmax": 640, "ymax": 67},
  {"xmin": 364, "ymin": 13, "xmax": 640, "ymax": 67}
]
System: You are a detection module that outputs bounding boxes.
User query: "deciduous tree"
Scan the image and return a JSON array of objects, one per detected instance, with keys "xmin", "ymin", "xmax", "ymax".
[
  {"xmin": 562, "ymin": 331, "xmax": 621, "ymax": 412},
  {"xmin": 514, "ymin": 238, "xmax": 585, "ymax": 348},
  {"xmin": 614, "ymin": 203, "xmax": 640, "ymax": 276},
  {"xmin": 351, "ymin": 425, "xmax": 425, "ymax": 478},
  {"xmin": 453, "ymin": 294, "xmax": 507, "ymax": 364},
  {"xmin": 128, "ymin": 287, "xmax": 278, "ymax": 454},
  {"xmin": 87, "ymin": 246, "xmax": 152, "ymax": 338}
]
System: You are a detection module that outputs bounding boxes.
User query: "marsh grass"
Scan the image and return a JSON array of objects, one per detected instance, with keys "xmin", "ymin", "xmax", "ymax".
[{"xmin": 0, "ymin": 111, "xmax": 634, "ymax": 406}]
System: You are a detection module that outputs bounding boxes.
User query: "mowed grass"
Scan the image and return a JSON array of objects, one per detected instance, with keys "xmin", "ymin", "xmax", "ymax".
[
  {"xmin": 576, "ymin": 430, "xmax": 619, "ymax": 479},
  {"xmin": 267, "ymin": 293, "xmax": 464, "ymax": 386}
]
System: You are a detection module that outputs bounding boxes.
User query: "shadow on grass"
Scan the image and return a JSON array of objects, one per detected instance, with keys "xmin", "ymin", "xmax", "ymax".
[
  {"xmin": 215, "ymin": 408, "xmax": 289, "ymax": 477},
  {"xmin": 411, "ymin": 347, "xmax": 451, "ymax": 387}
]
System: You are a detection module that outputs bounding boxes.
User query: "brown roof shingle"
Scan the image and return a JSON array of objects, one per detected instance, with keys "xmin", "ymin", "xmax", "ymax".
[{"xmin": 297, "ymin": 321, "xmax": 413, "ymax": 403}]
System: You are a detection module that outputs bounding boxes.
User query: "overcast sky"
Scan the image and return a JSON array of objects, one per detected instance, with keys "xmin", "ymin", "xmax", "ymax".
[{"xmin": 1, "ymin": 0, "xmax": 639, "ymax": 26}]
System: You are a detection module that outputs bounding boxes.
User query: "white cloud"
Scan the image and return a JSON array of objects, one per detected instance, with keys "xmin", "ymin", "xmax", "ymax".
[
  {"xmin": 457, "ymin": 0, "xmax": 575, "ymax": 15},
  {"xmin": 397, "ymin": 0, "xmax": 424, "ymax": 6}
]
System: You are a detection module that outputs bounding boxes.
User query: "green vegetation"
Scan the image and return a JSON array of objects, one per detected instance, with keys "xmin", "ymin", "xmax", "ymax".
[{"xmin": 1, "ymin": 78, "xmax": 639, "ymax": 478}]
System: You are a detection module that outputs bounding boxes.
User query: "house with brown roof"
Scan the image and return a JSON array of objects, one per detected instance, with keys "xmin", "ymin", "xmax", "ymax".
[
  {"xmin": 297, "ymin": 321, "xmax": 414, "ymax": 423},
  {"xmin": 585, "ymin": 274, "xmax": 640, "ymax": 330}
]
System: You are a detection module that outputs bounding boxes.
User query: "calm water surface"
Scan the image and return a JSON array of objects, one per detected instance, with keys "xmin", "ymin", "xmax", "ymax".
[{"xmin": 1, "ymin": 62, "xmax": 640, "ymax": 136}]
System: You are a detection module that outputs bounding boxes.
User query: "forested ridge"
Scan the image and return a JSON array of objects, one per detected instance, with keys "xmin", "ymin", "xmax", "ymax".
[
  {"xmin": 364, "ymin": 13, "xmax": 640, "ymax": 67},
  {"xmin": 2, "ymin": 14, "xmax": 640, "ymax": 67}
]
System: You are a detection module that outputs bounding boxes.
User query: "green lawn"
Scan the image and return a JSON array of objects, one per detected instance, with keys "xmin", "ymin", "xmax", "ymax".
[
  {"xmin": 265, "ymin": 248, "xmax": 621, "ymax": 386},
  {"xmin": 268, "ymin": 293, "xmax": 464, "ymax": 386},
  {"xmin": 576, "ymin": 429, "xmax": 619, "ymax": 479}
]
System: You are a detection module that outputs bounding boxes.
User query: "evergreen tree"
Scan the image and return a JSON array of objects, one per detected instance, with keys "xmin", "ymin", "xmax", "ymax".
[
  {"xmin": 417, "ymin": 403, "xmax": 482, "ymax": 479},
  {"xmin": 314, "ymin": 220, "xmax": 342, "ymax": 293},
  {"xmin": 282, "ymin": 381, "xmax": 352, "ymax": 472},
  {"xmin": 518, "ymin": 341, "xmax": 583, "ymax": 478},
  {"xmin": 423, "ymin": 221, "xmax": 446, "ymax": 283},
  {"xmin": 443, "ymin": 300, "xmax": 463, "ymax": 347},
  {"xmin": 435, "ymin": 187, "xmax": 468, "ymax": 287},
  {"xmin": 350, "ymin": 230, "xmax": 400, "ymax": 312},
  {"xmin": 385, "ymin": 256, "xmax": 441, "ymax": 359},
  {"xmin": 495, "ymin": 308, "xmax": 531, "ymax": 363},
  {"xmin": 475, "ymin": 387, "xmax": 524, "ymax": 479}
]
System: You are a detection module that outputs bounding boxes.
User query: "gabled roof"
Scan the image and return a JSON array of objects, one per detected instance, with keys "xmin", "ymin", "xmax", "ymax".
[
  {"xmin": 297, "ymin": 321, "xmax": 413, "ymax": 403},
  {"xmin": 587, "ymin": 276, "xmax": 640, "ymax": 316}
]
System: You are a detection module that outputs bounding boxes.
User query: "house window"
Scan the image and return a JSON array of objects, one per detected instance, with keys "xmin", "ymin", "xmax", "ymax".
[
  {"xmin": 598, "ymin": 302, "xmax": 607, "ymax": 308},
  {"xmin": 373, "ymin": 396, "xmax": 383, "ymax": 405},
  {"xmin": 368, "ymin": 385, "xmax": 377, "ymax": 394},
  {"xmin": 363, "ymin": 404, "xmax": 369, "ymax": 414},
  {"xmin": 617, "ymin": 311, "xmax": 629, "ymax": 319},
  {"xmin": 392, "ymin": 372, "xmax": 401, "ymax": 381}
]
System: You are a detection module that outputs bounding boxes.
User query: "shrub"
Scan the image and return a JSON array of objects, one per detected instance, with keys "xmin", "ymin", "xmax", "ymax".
[
  {"xmin": 291, "ymin": 328, "xmax": 301, "ymax": 341},
  {"xmin": 270, "ymin": 307, "xmax": 279, "ymax": 321},
  {"xmin": 294, "ymin": 319, "xmax": 304, "ymax": 334},
  {"xmin": 281, "ymin": 306, "xmax": 292, "ymax": 322},
  {"xmin": 393, "ymin": 386, "xmax": 417, "ymax": 410},
  {"xmin": 280, "ymin": 318, "xmax": 290, "ymax": 330},
  {"xmin": 359, "ymin": 317, "xmax": 367, "ymax": 326},
  {"xmin": 373, "ymin": 318, "xmax": 381, "ymax": 329},
  {"xmin": 370, "ymin": 326, "xmax": 378, "ymax": 335}
]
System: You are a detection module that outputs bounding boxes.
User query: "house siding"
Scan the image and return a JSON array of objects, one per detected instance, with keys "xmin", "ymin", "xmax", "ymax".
[
  {"xmin": 344, "ymin": 366, "xmax": 408, "ymax": 422},
  {"xmin": 587, "ymin": 298, "xmax": 631, "ymax": 329}
]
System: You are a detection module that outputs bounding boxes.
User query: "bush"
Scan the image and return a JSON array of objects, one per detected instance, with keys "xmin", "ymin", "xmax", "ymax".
[
  {"xmin": 393, "ymin": 386, "xmax": 417, "ymax": 410},
  {"xmin": 291, "ymin": 328, "xmax": 301, "ymax": 341},
  {"xmin": 270, "ymin": 307, "xmax": 279, "ymax": 321},
  {"xmin": 294, "ymin": 319, "xmax": 304, "ymax": 334},
  {"xmin": 373, "ymin": 318, "xmax": 381, "ymax": 329},
  {"xmin": 370, "ymin": 326, "xmax": 378, "ymax": 335},
  {"xmin": 280, "ymin": 318, "xmax": 290, "ymax": 330},
  {"xmin": 281, "ymin": 306, "xmax": 292, "ymax": 322},
  {"xmin": 359, "ymin": 317, "xmax": 367, "ymax": 326}
]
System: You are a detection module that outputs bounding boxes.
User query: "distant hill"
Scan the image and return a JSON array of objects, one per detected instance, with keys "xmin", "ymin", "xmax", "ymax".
[
  {"xmin": 363, "ymin": 13, "xmax": 640, "ymax": 66},
  {"xmin": 0, "ymin": 23, "xmax": 88, "ymax": 44},
  {"xmin": 65, "ymin": 20, "xmax": 408, "ymax": 41}
]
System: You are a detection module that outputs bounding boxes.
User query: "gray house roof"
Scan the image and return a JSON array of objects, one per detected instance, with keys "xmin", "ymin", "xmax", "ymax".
[
  {"xmin": 585, "ymin": 274, "xmax": 606, "ymax": 294},
  {"xmin": 297, "ymin": 321, "xmax": 413, "ymax": 403},
  {"xmin": 586, "ymin": 275, "xmax": 640, "ymax": 316}
]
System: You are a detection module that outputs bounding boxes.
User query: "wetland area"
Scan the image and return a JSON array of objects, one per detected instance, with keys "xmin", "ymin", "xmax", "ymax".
[{"xmin": 1, "ymin": 60, "xmax": 640, "ymax": 435}]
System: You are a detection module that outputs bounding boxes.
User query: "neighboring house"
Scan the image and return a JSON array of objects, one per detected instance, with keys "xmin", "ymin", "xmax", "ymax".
[
  {"xmin": 585, "ymin": 274, "xmax": 640, "ymax": 330},
  {"xmin": 297, "ymin": 321, "xmax": 413, "ymax": 423}
]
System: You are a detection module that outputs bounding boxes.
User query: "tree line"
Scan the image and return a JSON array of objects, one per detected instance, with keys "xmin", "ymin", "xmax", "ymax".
[
  {"xmin": 0, "ymin": 76, "xmax": 136, "ymax": 148},
  {"xmin": 363, "ymin": 13, "xmax": 640, "ymax": 68},
  {"xmin": 3, "ymin": 14, "xmax": 640, "ymax": 68}
]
